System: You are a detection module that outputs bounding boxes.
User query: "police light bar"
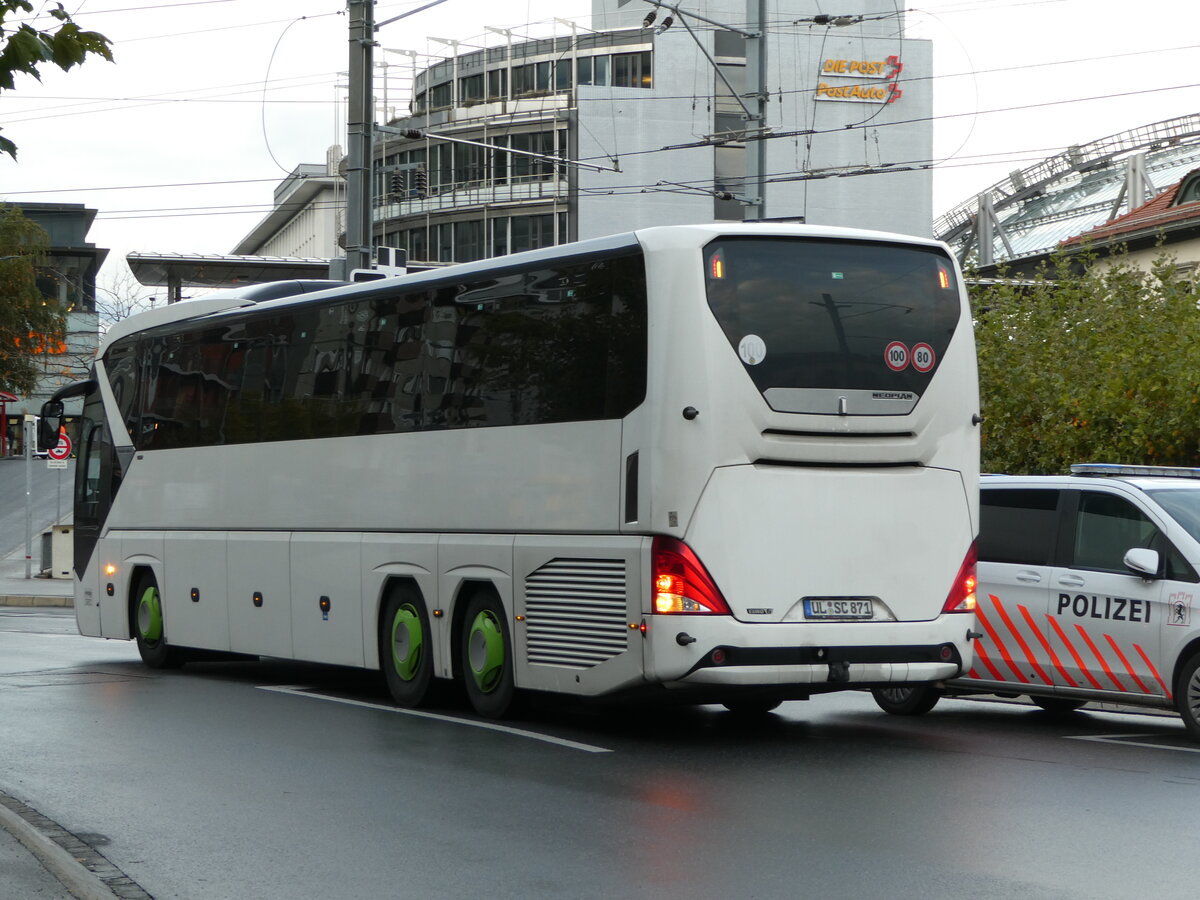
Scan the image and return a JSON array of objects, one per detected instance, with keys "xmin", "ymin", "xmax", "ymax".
[{"xmin": 1071, "ymin": 463, "xmax": 1200, "ymax": 479}]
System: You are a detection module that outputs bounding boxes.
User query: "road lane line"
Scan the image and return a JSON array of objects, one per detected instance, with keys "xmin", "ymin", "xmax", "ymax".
[
  {"xmin": 1066, "ymin": 733, "xmax": 1200, "ymax": 753},
  {"xmin": 258, "ymin": 685, "xmax": 613, "ymax": 753}
]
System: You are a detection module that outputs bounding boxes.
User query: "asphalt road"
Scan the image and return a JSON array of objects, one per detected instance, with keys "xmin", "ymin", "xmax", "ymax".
[
  {"xmin": 2, "ymin": 606, "xmax": 1199, "ymax": 900},
  {"xmin": 0, "ymin": 457, "xmax": 74, "ymax": 557}
]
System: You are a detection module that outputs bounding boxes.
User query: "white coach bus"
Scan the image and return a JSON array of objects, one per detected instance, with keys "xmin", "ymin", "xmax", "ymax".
[{"xmin": 42, "ymin": 224, "xmax": 980, "ymax": 717}]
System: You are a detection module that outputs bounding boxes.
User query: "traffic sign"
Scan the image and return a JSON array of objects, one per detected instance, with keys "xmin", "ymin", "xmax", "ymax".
[{"xmin": 47, "ymin": 432, "xmax": 72, "ymax": 461}]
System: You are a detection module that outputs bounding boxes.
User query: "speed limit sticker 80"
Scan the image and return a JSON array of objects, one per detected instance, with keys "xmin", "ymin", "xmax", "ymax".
[{"xmin": 884, "ymin": 341, "xmax": 936, "ymax": 373}]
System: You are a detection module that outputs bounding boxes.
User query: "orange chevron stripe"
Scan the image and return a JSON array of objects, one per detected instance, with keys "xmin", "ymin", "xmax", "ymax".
[
  {"xmin": 1104, "ymin": 634, "xmax": 1149, "ymax": 693},
  {"xmin": 1019, "ymin": 605, "xmax": 1077, "ymax": 687},
  {"xmin": 992, "ymin": 595, "xmax": 1053, "ymax": 685},
  {"xmin": 1133, "ymin": 643, "xmax": 1172, "ymax": 701},
  {"xmin": 976, "ymin": 599, "xmax": 1029, "ymax": 683},
  {"xmin": 1075, "ymin": 625, "xmax": 1125, "ymax": 691},
  {"xmin": 1046, "ymin": 616, "xmax": 1105, "ymax": 690},
  {"xmin": 972, "ymin": 639, "xmax": 1006, "ymax": 682}
]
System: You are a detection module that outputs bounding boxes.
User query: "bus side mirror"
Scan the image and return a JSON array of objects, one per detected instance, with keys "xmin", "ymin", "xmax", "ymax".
[{"xmin": 37, "ymin": 399, "xmax": 64, "ymax": 451}]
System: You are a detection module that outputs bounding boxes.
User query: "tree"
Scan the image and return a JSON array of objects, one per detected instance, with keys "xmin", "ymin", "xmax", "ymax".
[
  {"xmin": 0, "ymin": 1, "xmax": 112, "ymax": 159},
  {"xmin": 56, "ymin": 263, "xmax": 157, "ymax": 379},
  {"xmin": 970, "ymin": 248, "xmax": 1200, "ymax": 474},
  {"xmin": 0, "ymin": 203, "xmax": 65, "ymax": 395}
]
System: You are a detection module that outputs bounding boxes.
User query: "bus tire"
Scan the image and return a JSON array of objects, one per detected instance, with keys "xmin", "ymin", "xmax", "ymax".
[
  {"xmin": 131, "ymin": 573, "xmax": 186, "ymax": 669},
  {"xmin": 1030, "ymin": 695, "xmax": 1087, "ymax": 714},
  {"xmin": 460, "ymin": 590, "xmax": 518, "ymax": 719},
  {"xmin": 379, "ymin": 583, "xmax": 436, "ymax": 708},
  {"xmin": 1175, "ymin": 652, "xmax": 1200, "ymax": 740},
  {"xmin": 871, "ymin": 685, "xmax": 940, "ymax": 716}
]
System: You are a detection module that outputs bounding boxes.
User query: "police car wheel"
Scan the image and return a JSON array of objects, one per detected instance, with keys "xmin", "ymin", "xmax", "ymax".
[
  {"xmin": 1029, "ymin": 695, "xmax": 1087, "ymax": 714},
  {"xmin": 1176, "ymin": 652, "xmax": 1200, "ymax": 739},
  {"xmin": 871, "ymin": 685, "xmax": 940, "ymax": 716}
]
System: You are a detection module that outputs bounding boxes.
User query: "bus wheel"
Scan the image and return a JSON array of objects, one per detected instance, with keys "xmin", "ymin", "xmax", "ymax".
[
  {"xmin": 1175, "ymin": 652, "xmax": 1200, "ymax": 740},
  {"xmin": 460, "ymin": 591, "xmax": 518, "ymax": 719},
  {"xmin": 871, "ymin": 685, "xmax": 940, "ymax": 716},
  {"xmin": 380, "ymin": 583, "xmax": 435, "ymax": 707},
  {"xmin": 132, "ymin": 574, "xmax": 185, "ymax": 669},
  {"xmin": 1030, "ymin": 695, "xmax": 1087, "ymax": 714}
]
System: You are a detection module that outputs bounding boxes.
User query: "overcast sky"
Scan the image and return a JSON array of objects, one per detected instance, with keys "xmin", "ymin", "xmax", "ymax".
[{"xmin": 3, "ymin": 0, "xmax": 1199, "ymax": 292}]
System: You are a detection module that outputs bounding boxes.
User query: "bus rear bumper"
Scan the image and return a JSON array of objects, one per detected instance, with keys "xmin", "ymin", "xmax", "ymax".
[
  {"xmin": 675, "ymin": 660, "xmax": 961, "ymax": 688},
  {"xmin": 646, "ymin": 615, "xmax": 972, "ymax": 690}
]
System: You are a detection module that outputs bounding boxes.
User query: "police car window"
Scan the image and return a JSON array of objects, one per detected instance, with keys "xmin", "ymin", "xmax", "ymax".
[
  {"xmin": 1143, "ymin": 488, "xmax": 1200, "ymax": 545},
  {"xmin": 1073, "ymin": 492, "xmax": 1158, "ymax": 573},
  {"xmin": 1151, "ymin": 532, "xmax": 1199, "ymax": 583},
  {"xmin": 979, "ymin": 488, "xmax": 1060, "ymax": 565}
]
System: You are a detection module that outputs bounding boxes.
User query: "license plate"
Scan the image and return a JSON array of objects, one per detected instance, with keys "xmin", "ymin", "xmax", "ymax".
[{"xmin": 803, "ymin": 597, "xmax": 875, "ymax": 619}]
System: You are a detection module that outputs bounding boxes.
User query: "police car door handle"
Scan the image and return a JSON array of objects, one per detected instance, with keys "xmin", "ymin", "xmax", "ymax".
[
  {"xmin": 1058, "ymin": 574, "xmax": 1086, "ymax": 588},
  {"xmin": 1016, "ymin": 571, "xmax": 1042, "ymax": 584}
]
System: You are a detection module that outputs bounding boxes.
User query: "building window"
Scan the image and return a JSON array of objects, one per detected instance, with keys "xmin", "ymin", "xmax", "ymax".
[
  {"xmin": 612, "ymin": 52, "xmax": 651, "ymax": 88},
  {"xmin": 436, "ymin": 223, "xmax": 453, "ymax": 261},
  {"xmin": 455, "ymin": 220, "xmax": 485, "ymax": 262},
  {"xmin": 576, "ymin": 56, "xmax": 592, "ymax": 86},
  {"xmin": 594, "ymin": 55, "xmax": 609, "ymax": 86},
  {"xmin": 1175, "ymin": 173, "xmax": 1200, "ymax": 205},
  {"xmin": 460, "ymin": 73, "xmax": 484, "ymax": 105},
  {"xmin": 487, "ymin": 68, "xmax": 507, "ymax": 100},
  {"xmin": 429, "ymin": 81, "xmax": 452, "ymax": 108}
]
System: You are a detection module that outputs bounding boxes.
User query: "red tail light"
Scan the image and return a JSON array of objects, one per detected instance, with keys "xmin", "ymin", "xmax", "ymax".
[
  {"xmin": 942, "ymin": 541, "xmax": 977, "ymax": 614},
  {"xmin": 651, "ymin": 536, "xmax": 731, "ymax": 615}
]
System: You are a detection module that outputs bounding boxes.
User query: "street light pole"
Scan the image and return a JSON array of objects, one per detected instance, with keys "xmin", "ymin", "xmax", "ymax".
[{"xmin": 23, "ymin": 415, "xmax": 32, "ymax": 579}]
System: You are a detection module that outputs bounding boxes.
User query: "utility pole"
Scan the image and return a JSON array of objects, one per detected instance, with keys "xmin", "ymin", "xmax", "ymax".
[
  {"xmin": 744, "ymin": 0, "xmax": 767, "ymax": 221},
  {"xmin": 345, "ymin": 0, "xmax": 376, "ymax": 275}
]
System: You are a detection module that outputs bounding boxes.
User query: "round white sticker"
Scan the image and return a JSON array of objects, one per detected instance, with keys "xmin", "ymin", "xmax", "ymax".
[{"xmin": 738, "ymin": 334, "xmax": 767, "ymax": 365}]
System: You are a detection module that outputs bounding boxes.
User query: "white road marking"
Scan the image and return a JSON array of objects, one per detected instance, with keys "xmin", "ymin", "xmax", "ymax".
[
  {"xmin": 1066, "ymin": 733, "xmax": 1200, "ymax": 753},
  {"xmin": 257, "ymin": 685, "xmax": 613, "ymax": 753}
]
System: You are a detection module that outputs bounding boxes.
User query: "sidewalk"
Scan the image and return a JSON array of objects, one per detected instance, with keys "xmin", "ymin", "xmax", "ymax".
[{"xmin": 0, "ymin": 542, "xmax": 73, "ymax": 607}]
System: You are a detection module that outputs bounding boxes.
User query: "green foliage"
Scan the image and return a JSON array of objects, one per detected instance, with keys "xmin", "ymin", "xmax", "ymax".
[
  {"xmin": 971, "ymin": 248, "xmax": 1200, "ymax": 474},
  {"xmin": 0, "ymin": 1, "xmax": 112, "ymax": 158},
  {"xmin": 0, "ymin": 204, "xmax": 65, "ymax": 396}
]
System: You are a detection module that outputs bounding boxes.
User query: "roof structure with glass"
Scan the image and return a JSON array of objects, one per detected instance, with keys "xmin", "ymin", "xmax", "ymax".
[{"xmin": 935, "ymin": 114, "xmax": 1200, "ymax": 270}]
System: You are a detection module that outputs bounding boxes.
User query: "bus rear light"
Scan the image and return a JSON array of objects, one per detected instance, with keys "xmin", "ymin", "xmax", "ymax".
[
  {"xmin": 941, "ymin": 541, "xmax": 977, "ymax": 614},
  {"xmin": 651, "ymin": 536, "xmax": 731, "ymax": 615}
]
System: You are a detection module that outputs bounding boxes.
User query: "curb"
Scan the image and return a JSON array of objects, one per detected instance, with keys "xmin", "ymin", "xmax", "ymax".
[
  {"xmin": 0, "ymin": 797, "xmax": 122, "ymax": 900},
  {"xmin": 0, "ymin": 595, "xmax": 73, "ymax": 607}
]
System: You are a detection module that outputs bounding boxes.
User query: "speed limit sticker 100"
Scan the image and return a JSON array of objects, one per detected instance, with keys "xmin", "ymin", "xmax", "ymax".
[{"xmin": 884, "ymin": 341, "xmax": 909, "ymax": 372}]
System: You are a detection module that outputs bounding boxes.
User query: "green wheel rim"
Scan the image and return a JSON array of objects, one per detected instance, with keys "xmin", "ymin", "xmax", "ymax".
[
  {"xmin": 137, "ymin": 586, "xmax": 163, "ymax": 642},
  {"xmin": 390, "ymin": 603, "xmax": 424, "ymax": 682},
  {"xmin": 467, "ymin": 609, "xmax": 505, "ymax": 694}
]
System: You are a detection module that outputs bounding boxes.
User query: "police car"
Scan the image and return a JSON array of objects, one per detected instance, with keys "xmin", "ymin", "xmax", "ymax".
[{"xmin": 873, "ymin": 464, "xmax": 1200, "ymax": 739}]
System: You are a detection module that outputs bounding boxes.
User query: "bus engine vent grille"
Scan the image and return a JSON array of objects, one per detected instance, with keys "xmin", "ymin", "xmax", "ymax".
[{"xmin": 524, "ymin": 558, "xmax": 628, "ymax": 669}]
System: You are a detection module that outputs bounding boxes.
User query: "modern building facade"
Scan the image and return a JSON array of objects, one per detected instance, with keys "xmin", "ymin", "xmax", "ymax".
[
  {"xmin": 361, "ymin": 0, "xmax": 932, "ymax": 266},
  {"xmin": 2, "ymin": 202, "xmax": 106, "ymax": 450}
]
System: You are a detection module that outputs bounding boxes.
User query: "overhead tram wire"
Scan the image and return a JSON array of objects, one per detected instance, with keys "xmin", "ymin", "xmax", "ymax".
[{"xmin": 569, "ymin": 79, "xmax": 1200, "ymax": 167}]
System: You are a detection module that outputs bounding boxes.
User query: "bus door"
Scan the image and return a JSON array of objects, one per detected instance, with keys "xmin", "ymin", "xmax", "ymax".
[{"xmin": 73, "ymin": 388, "xmax": 122, "ymax": 580}]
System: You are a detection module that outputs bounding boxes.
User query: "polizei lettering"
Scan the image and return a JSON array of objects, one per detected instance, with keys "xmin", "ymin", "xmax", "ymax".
[{"xmin": 1057, "ymin": 593, "xmax": 1151, "ymax": 624}]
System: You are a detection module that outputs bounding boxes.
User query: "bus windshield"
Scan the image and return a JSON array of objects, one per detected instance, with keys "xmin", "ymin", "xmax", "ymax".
[{"xmin": 704, "ymin": 237, "xmax": 960, "ymax": 414}]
